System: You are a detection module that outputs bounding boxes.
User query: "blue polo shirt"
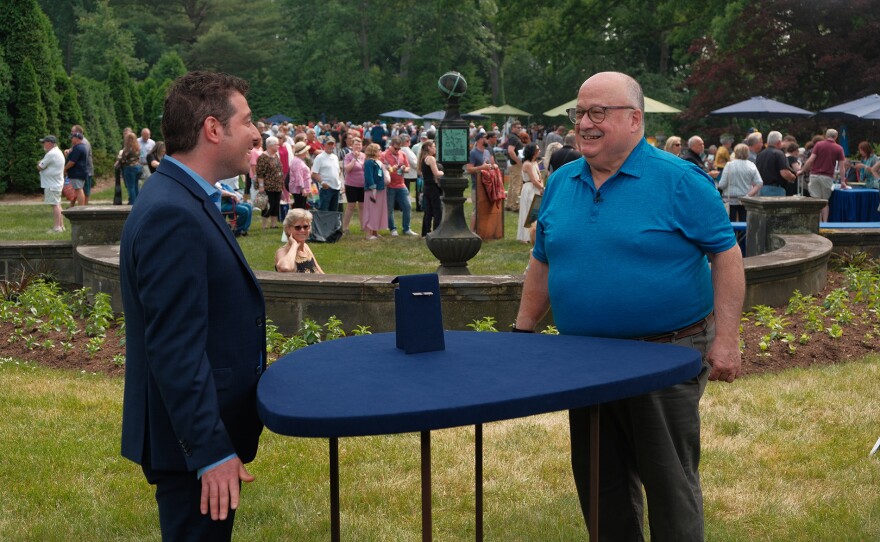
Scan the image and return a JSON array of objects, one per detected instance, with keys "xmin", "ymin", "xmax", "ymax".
[{"xmin": 532, "ymin": 138, "xmax": 735, "ymax": 338}]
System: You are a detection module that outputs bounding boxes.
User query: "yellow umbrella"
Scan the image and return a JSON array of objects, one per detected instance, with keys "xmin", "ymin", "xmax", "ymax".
[{"xmin": 543, "ymin": 96, "xmax": 681, "ymax": 117}]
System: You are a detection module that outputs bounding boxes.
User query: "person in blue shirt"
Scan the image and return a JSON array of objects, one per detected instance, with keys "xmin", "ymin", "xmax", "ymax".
[
  {"xmin": 216, "ymin": 178, "xmax": 253, "ymax": 236},
  {"xmin": 64, "ymin": 132, "xmax": 89, "ymax": 206},
  {"xmin": 515, "ymin": 72, "xmax": 745, "ymax": 541}
]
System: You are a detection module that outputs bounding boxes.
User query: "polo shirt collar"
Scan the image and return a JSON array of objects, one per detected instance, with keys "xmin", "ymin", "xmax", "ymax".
[{"xmin": 568, "ymin": 137, "xmax": 650, "ymax": 186}]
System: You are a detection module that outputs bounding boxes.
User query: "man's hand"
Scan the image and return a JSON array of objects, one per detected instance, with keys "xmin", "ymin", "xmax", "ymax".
[
  {"xmin": 706, "ymin": 336, "xmax": 742, "ymax": 383},
  {"xmin": 199, "ymin": 457, "xmax": 255, "ymax": 521}
]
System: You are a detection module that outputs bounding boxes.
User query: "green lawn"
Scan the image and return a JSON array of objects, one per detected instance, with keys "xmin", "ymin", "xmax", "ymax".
[
  {"xmin": 0, "ymin": 199, "xmax": 531, "ymax": 275},
  {"xmin": 1, "ymin": 356, "xmax": 879, "ymax": 541}
]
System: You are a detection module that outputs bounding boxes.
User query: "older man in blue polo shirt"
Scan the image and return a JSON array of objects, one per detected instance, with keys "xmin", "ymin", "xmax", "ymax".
[{"xmin": 515, "ymin": 71, "xmax": 745, "ymax": 541}]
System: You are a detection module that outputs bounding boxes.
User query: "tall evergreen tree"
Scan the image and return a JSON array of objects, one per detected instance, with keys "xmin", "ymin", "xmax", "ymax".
[
  {"xmin": 56, "ymin": 69, "xmax": 84, "ymax": 132},
  {"xmin": 128, "ymin": 76, "xmax": 144, "ymax": 129},
  {"xmin": 9, "ymin": 58, "xmax": 48, "ymax": 193},
  {"xmin": 107, "ymin": 58, "xmax": 135, "ymax": 131},
  {"xmin": 0, "ymin": 0, "xmax": 66, "ymax": 191},
  {"xmin": 0, "ymin": 46, "xmax": 12, "ymax": 194}
]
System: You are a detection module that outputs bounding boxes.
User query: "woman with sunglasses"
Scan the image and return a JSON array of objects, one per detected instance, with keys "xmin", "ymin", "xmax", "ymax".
[{"xmin": 275, "ymin": 208, "xmax": 324, "ymax": 274}]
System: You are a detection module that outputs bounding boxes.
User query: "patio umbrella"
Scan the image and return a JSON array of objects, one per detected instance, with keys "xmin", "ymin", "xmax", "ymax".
[
  {"xmin": 543, "ymin": 96, "xmax": 681, "ymax": 117},
  {"xmin": 379, "ymin": 109, "xmax": 423, "ymax": 120},
  {"xmin": 264, "ymin": 113, "xmax": 294, "ymax": 123},
  {"xmin": 422, "ymin": 110, "xmax": 490, "ymax": 121},
  {"xmin": 709, "ymin": 96, "xmax": 814, "ymax": 118},
  {"xmin": 816, "ymin": 94, "xmax": 880, "ymax": 120},
  {"xmin": 467, "ymin": 104, "xmax": 531, "ymax": 117}
]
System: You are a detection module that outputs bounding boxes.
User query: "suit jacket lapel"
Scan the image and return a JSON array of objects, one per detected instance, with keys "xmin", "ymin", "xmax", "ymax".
[{"xmin": 158, "ymin": 160, "xmax": 263, "ymax": 288}]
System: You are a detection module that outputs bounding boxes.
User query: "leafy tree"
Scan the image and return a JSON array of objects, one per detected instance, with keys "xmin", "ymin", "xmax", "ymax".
[
  {"xmin": 56, "ymin": 69, "xmax": 84, "ymax": 132},
  {"xmin": 0, "ymin": 0, "xmax": 67, "ymax": 192},
  {"xmin": 73, "ymin": 75, "xmax": 120, "ymax": 173},
  {"xmin": 107, "ymin": 58, "xmax": 135, "ymax": 131},
  {"xmin": 0, "ymin": 46, "xmax": 12, "ymax": 193},
  {"xmin": 682, "ymin": 0, "xmax": 880, "ymax": 142},
  {"xmin": 128, "ymin": 76, "xmax": 144, "ymax": 129},
  {"xmin": 74, "ymin": 0, "xmax": 146, "ymax": 80},
  {"xmin": 9, "ymin": 58, "xmax": 48, "ymax": 193},
  {"xmin": 148, "ymin": 51, "xmax": 187, "ymax": 82}
]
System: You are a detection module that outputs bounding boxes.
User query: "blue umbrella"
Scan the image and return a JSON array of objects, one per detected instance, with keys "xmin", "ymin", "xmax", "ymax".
[
  {"xmin": 379, "ymin": 109, "xmax": 423, "ymax": 120},
  {"xmin": 709, "ymin": 96, "xmax": 814, "ymax": 118},
  {"xmin": 264, "ymin": 113, "xmax": 294, "ymax": 123},
  {"xmin": 817, "ymin": 94, "xmax": 880, "ymax": 120},
  {"xmin": 421, "ymin": 110, "xmax": 446, "ymax": 121}
]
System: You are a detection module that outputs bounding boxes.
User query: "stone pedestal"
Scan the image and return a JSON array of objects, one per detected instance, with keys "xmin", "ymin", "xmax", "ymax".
[
  {"xmin": 426, "ymin": 171, "xmax": 482, "ymax": 274},
  {"xmin": 62, "ymin": 205, "xmax": 130, "ymax": 282},
  {"xmin": 741, "ymin": 196, "xmax": 827, "ymax": 256}
]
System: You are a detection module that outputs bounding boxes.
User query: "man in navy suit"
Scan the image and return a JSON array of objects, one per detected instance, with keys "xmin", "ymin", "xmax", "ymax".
[{"xmin": 120, "ymin": 71, "xmax": 266, "ymax": 540}]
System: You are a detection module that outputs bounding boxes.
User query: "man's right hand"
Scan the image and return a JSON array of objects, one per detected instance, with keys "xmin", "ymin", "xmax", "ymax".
[{"xmin": 200, "ymin": 457, "xmax": 255, "ymax": 521}]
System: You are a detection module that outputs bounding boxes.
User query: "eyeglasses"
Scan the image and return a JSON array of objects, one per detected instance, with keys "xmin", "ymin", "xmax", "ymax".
[
  {"xmin": 292, "ymin": 224, "xmax": 311, "ymax": 231},
  {"xmin": 566, "ymin": 105, "xmax": 636, "ymax": 125}
]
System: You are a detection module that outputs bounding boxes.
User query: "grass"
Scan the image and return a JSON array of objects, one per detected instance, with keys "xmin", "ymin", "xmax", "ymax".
[
  {"xmin": 1, "ymin": 356, "xmax": 879, "ymax": 541},
  {"xmin": 0, "ymin": 195, "xmax": 531, "ymax": 275}
]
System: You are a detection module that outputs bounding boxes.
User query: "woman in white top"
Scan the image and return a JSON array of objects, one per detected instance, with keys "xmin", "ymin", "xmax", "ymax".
[
  {"xmin": 717, "ymin": 143, "xmax": 763, "ymax": 222},
  {"xmin": 517, "ymin": 143, "xmax": 544, "ymax": 243}
]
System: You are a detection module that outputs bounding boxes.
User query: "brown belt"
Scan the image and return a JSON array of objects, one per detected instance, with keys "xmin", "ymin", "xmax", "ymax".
[{"xmin": 636, "ymin": 313, "xmax": 714, "ymax": 343}]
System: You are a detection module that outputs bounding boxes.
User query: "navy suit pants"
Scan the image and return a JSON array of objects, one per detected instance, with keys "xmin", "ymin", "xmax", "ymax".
[{"xmin": 142, "ymin": 465, "xmax": 237, "ymax": 542}]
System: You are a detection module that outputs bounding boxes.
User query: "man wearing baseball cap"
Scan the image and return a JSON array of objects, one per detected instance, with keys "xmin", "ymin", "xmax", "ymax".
[
  {"xmin": 64, "ymin": 132, "xmax": 88, "ymax": 206},
  {"xmin": 37, "ymin": 136, "xmax": 65, "ymax": 233}
]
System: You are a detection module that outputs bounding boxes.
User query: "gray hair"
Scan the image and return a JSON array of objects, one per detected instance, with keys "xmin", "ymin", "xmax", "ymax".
[
  {"xmin": 767, "ymin": 131, "xmax": 783, "ymax": 145},
  {"xmin": 825, "ymin": 128, "xmax": 838, "ymax": 139},
  {"xmin": 746, "ymin": 132, "xmax": 763, "ymax": 146},
  {"xmin": 687, "ymin": 135, "xmax": 703, "ymax": 148},
  {"xmin": 265, "ymin": 136, "xmax": 279, "ymax": 146}
]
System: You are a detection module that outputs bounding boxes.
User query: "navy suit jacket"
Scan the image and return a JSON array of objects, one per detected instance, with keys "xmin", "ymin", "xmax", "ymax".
[{"xmin": 120, "ymin": 158, "xmax": 266, "ymax": 472}]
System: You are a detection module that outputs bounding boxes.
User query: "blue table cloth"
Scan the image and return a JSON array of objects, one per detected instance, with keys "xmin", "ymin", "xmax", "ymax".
[
  {"xmin": 258, "ymin": 331, "xmax": 703, "ymax": 438},
  {"xmin": 828, "ymin": 188, "xmax": 880, "ymax": 222}
]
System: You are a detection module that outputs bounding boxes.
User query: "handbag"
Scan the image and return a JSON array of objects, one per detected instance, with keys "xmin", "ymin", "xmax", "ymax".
[
  {"xmin": 253, "ymin": 191, "xmax": 269, "ymax": 213},
  {"xmin": 62, "ymin": 178, "xmax": 76, "ymax": 202}
]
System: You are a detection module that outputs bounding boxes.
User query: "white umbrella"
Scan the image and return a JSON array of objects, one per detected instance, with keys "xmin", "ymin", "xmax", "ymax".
[{"xmin": 543, "ymin": 96, "xmax": 681, "ymax": 117}]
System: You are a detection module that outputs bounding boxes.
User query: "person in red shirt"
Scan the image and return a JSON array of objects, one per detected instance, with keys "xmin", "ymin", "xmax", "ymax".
[
  {"xmin": 305, "ymin": 128, "xmax": 324, "ymax": 156},
  {"xmin": 382, "ymin": 136, "xmax": 416, "ymax": 236},
  {"xmin": 803, "ymin": 128, "xmax": 846, "ymax": 221}
]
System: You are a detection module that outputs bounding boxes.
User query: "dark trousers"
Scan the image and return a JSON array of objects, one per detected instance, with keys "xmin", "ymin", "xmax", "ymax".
[
  {"xmin": 569, "ymin": 326, "xmax": 712, "ymax": 542},
  {"xmin": 318, "ymin": 188, "xmax": 340, "ymax": 211},
  {"xmin": 421, "ymin": 183, "xmax": 443, "ymax": 237},
  {"xmin": 142, "ymin": 465, "xmax": 237, "ymax": 542},
  {"xmin": 292, "ymin": 193, "xmax": 308, "ymax": 209}
]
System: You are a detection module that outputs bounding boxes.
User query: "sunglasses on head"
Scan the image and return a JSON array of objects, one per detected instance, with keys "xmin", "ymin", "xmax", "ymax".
[{"xmin": 292, "ymin": 224, "xmax": 310, "ymax": 231}]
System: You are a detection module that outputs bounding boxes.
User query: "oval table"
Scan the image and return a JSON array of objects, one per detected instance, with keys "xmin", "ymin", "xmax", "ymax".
[{"xmin": 258, "ymin": 330, "xmax": 703, "ymax": 541}]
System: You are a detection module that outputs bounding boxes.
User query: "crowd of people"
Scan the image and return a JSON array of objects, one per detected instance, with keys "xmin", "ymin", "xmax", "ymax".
[
  {"xmin": 661, "ymin": 128, "xmax": 880, "ymax": 223},
  {"xmin": 36, "ymin": 106, "xmax": 880, "ymax": 270},
  {"xmin": 95, "ymin": 69, "xmax": 871, "ymax": 540}
]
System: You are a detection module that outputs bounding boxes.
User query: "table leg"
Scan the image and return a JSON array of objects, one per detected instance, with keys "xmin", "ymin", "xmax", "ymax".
[
  {"xmin": 421, "ymin": 430, "xmax": 432, "ymax": 542},
  {"xmin": 330, "ymin": 437, "xmax": 340, "ymax": 542},
  {"xmin": 475, "ymin": 423, "xmax": 483, "ymax": 542},
  {"xmin": 589, "ymin": 405, "xmax": 600, "ymax": 542}
]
